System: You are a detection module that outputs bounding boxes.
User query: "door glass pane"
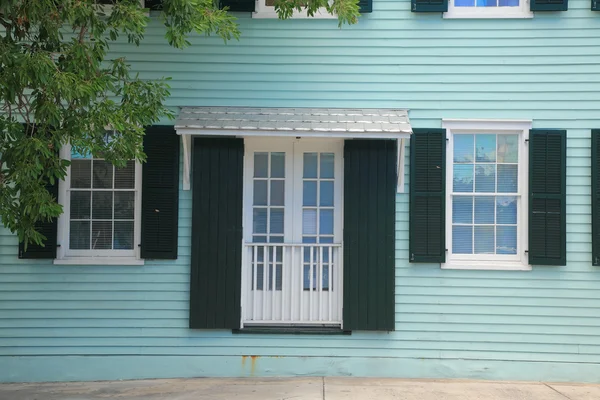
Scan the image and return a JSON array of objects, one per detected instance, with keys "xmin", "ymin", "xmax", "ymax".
[
  {"xmin": 319, "ymin": 210, "xmax": 334, "ymax": 235},
  {"xmin": 303, "ymin": 153, "xmax": 318, "ymax": 178},
  {"xmin": 253, "ymin": 180, "xmax": 268, "ymax": 206},
  {"xmin": 320, "ymin": 181, "xmax": 334, "ymax": 207},
  {"xmin": 270, "ymin": 180, "xmax": 284, "ymax": 206},
  {"xmin": 303, "ymin": 181, "xmax": 317, "ymax": 206},
  {"xmin": 270, "ymin": 208, "xmax": 284, "ymax": 234},
  {"xmin": 253, "ymin": 209, "xmax": 267, "ymax": 234},
  {"xmin": 254, "ymin": 153, "xmax": 268, "ymax": 178},
  {"xmin": 303, "ymin": 210, "xmax": 317, "ymax": 235},
  {"xmin": 271, "ymin": 153, "xmax": 285, "ymax": 178},
  {"xmin": 320, "ymin": 153, "xmax": 334, "ymax": 178}
]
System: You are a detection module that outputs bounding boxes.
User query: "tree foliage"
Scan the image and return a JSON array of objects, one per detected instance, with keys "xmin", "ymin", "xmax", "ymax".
[{"xmin": 0, "ymin": 0, "xmax": 359, "ymax": 248}]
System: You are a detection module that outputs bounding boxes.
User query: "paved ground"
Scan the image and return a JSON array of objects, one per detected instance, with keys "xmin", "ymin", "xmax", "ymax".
[{"xmin": 1, "ymin": 377, "xmax": 600, "ymax": 400}]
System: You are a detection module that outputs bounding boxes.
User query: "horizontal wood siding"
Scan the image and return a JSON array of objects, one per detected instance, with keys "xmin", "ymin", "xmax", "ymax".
[{"xmin": 2, "ymin": 0, "xmax": 600, "ymax": 383}]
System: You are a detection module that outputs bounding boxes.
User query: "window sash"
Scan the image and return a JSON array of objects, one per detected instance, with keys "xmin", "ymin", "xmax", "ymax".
[{"xmin": 447, "ymin": 131, "xmax": 524, "ymax": 263}]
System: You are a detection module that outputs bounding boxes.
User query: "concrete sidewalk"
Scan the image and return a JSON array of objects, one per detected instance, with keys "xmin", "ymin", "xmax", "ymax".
[{"xmin": 1, "ymin": 377, "xmax": 600, "ymax": 400}]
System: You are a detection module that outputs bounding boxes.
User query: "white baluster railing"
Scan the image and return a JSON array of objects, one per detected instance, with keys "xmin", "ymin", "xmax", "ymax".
[{"xmin": 242, "ymin": 243, "xmax": 343, "ymax": 327}]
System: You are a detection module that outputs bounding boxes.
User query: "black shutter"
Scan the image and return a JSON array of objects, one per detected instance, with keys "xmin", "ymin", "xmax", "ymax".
[
  {"xmin": 409, "ymin": 129, "xmax": 446, "ymax": 263},
  {"xmin": 343, "ymin": 139, "xmax": 396, "ymax": 331},
  {"xmin": 144, "ymin": 0, "xmax": 163, "ymax": 10},
  {"xmin": 359, "ymin": 0, "xmax": 373, "ymax": 13},
  {"xmin": 530, "ymin": 0, "xmax": 568, "ymax": 11},
  {"xmin": 190, "ymin": 137, "xmax": 243, "ymax": 330},
  {"xmin": 219, "ymin": 0, "xmax": 255, "ymax": 12},
  {"xmin": 528, "ymin": 129, "xmax": 566, "ymax": 266},
  {"xmin": 412, "ymin": 0, "xmax": 448, "ymax": 12},
  {"xmin": 18, "ymin": 182, "xmax": 59, "ymax": 259},
  {"xmin": 141, "ymin": 126, "xmax": 180, "ymax": 259},
  {"xmin": 592, "ymin": 130, "xmax": 600, "ymax": 266},
  {"xmin": 593, "ymin": 0, "xmax": 600, "ymax": 10}
]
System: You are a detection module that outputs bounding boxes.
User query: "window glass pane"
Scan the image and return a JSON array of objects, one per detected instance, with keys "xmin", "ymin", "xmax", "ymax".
[
  {"xmin": 497, "ymin": 196, "xmax": 517, "ymax": 225},
  {"xmin": 92, "ymin": 221, "xmax": 112, "ymax": 250},
  {"xmin": 474, "ymin": 226, "xmax": 495, "ymax": 254},
  {"xmin": 114, "ymin": 221, "xmax": 134, "ymax": 250},
  {"xmin": 92, "ymin": 160, "xmax": 113, "ymax": 189},
  {"xmin": 476, "ymin": 134, "xmax": 496, "ymax": 162},
  {"xmin": 92, "ymin": 192, "xmax": 113, "ymax": 219},
  {"xmin": 497, "ymin": 226, "xmax": 517, "ymax": 254},
  {"xmin": 254, "ymin": 153, "xmax": 268, "ymax": 178},
  {"xmin": 253, "ymin": 235, "xmax": 267, "ymax": 243},
  {"xmin": 497, "ymin": 135, "xmax": 518, "ymax": 163},
  {"xmin": 452, "ymin": 196, "xmax": 473, "ymax": 224},
  {"xmin": 497, "ymin": 164, "xmax": 518, "ymax": 193},
  {"xmin": 271, "ymin": 153, "xmax": 285, "ymax": 178},
  {"xmin": 303, "ymin": 181, "xmax": 317, "ymax": 206},
  {"xmin": 253, "ymin": 180, "xmax": 268, "ymax": 206},
  {"xmin": 114, "ymin": 192, "xmax": 135, "ymax": 220},
  {"xmin": 270, "ymin": 180, "xmax": 284, "ymax": 206},
  {"xmin": 270, "ymin": 236, "xmax": 284, "ymax": 243},
  {"xmin": 477, "ymin": 0, "xmax": 497, "ymax": 6},
  {"xmin": 114, "ymin": 161, "xmax": 135, "ymax": 189},
  {"xmin": 302, "ymin": 236, "xmax": 317, "ymax": 244},
  {"xmin": 452, "ymin": 226, "xmax": 473, "ymax": 254},
  {"xmin": 453, "ymin": 165, "xmax": 474, "ymax": 192},
  {"xmin": 454, "ymin": 134, "xmax": 474, "ymax": 163},
  {"xmin": 320, "ymin": 236, "xmax": 334, "ymax": 244},
  {"xmin": 455, "ymin": 0, "xmax": 475, "ymax": 5},
  {"xmin": 320, "ymin": 153, "xmax": 334, "ymax": 179},
  {"xmin": 320, "ymin": 209, "xmax": 334, "ymax": 235},
  {"xmin": 303, "ymin": 209, "xmax": 317, "ymax": 235},
  {"xmin": 70, "ymin": 192, "xmax": 91, "ymax": 219},
  {"xmin": 320, "ymin": 181, "xmax": 334, "ymax": 207},
  {"xmin": 303, "ymin": 153, "xmax": 318, "ymax": 178},
  {"xmin": 475, "ymin": 165, "xmax": 496, "ymax": 193},
  {"xmin": 71, "ymin": 160, "xmax": 91, "ymax": 188},
  {"xmin": 270, "ymin": 208, "xmax": 284, "ymax": 234},
  {"xmin": 499, "ymin": 0, "xmax": 519, "ymax": 5},
  {"xmin": 253, "ymin": 209, "xmax": 267, "ymax": 234},
  {"xmin": 70, "ymin": 221, "xmax": 90, "ymax": 250},
  {"xmin": 474, "ymin": 196, "xmax": 495, "ymax": 224}
]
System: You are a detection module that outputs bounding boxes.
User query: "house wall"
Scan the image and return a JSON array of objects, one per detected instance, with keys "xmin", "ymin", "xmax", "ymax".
[{"xmin": 2, "ymin": 0, "xmax": 600, "ymax": 383}]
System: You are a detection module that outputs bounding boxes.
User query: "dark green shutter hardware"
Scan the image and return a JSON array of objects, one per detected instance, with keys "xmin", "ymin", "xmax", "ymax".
[
  {"xmin": 409, "ymin": 129, "xmax": 446, "ymax": 263},
  {"xmin": 528, "ymin": 129, "xmax": 567, "ymax": 266},
  {"xmin": 412, "ymin": 0, "xmax": 448, "ymax": 12},
  {"xmin": 219, "ymin": 0, "xmax": 255, "ymax": 12},
  {"xmin": 343, "ymin": 139, "xmax": 396, "ymax": 331},
  {"xmin": 18, "ymin": 181, "xmax": 59, "ymax": 259},
  {"xmin": 190, "ymin": 137, "xmax": 244, "ymax": 330},
  {"xmin": 593, "ymin": 0, "xmax": 600, "ymax": 10},
  {"xmin": 141, "ymin": 126, "xmax": 180, "ymax": 260},
  {"xmin": 530, "ymin": 0, "xmax": 568, "ymax": 11},
  {"xmin": 592, "ymin": 130, "xmax": 600, "ymax": 266},
  {"xmin": 359, "ymin": 0, "xmax": 373, "ymax": 13}
]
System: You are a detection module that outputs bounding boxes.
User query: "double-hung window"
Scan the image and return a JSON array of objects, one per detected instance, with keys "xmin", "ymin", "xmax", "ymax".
[
  {"xmin": 444, "ymin": 0, "xmax": 533, "ymax": 18},
  {"xmin": 56, "ymin": 145, "xmax": 142, "ymax": 264},
  {"xmin": 442, "ymin": 120, "xmax": 531, "ymax": 270}
]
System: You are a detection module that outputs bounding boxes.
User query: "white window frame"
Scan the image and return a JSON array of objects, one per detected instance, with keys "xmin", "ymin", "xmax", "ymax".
[
  {"xmin": 55, "ymin": 145, "xmax": 143, "ymax": 266},
  {"xmin": 252, "ymin": 0, "xmax": 336, "ymax": 19},
  {"xmin": 442, "ymin": 119, "xmax": 532, "ymax": 271},
  {"xmin": 443, "ymin": 0, "xmax": 533, "ymax": 19}
]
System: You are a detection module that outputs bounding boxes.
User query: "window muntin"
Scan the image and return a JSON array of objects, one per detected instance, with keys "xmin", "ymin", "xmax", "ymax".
[{"xmin": 451, "ymin": 133, "xmax": 519, "ymax": 258}]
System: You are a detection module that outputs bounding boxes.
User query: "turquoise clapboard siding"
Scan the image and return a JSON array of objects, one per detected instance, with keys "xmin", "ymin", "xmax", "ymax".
[{"xmin": 2, "ymin": 0, "xmax": 600, "ymax": 383}]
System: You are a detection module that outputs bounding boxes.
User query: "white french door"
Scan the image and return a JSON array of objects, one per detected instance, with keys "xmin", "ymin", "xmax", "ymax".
[{"xmin": 241, "ymin": 138, "xmax": 343, "ymax": 327}]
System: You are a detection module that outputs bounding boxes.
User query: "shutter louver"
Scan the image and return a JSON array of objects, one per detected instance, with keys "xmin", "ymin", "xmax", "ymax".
[
  {"xmin": 219, "ymin": 0, "xmax": 255, "ymax": 12},
  {"xmin": 190, "ymin": 137, "xmax": 243, "ymax": 330},
  {"xmin": 592, "ymin": 130, "xmax": 600, "ymax": 266},
  {"xmin": 141, "ymin": 126, "xmax": 180, "ymax": 259},
  {"xmin": 409, "ymin": 129, "xmax": 446, "ymax": 263},
  {"xmin": 343, "ymin": 139, "xmax": 396, "ymax": 331},
  {"xmin": 528, "ymin": 129, "xmax": 566, "ymax": 266},
  {"xmin": 530, "ymin": 0, "xmax": 568, "ymax": 11},
  {"xmin": 412, "ymin": 0, "xmax": 448, "ymax": 12},
  {"xmin": 358, "ymin": 0, "xmax": 373, "ymax": 13},
  {"xmin": 18, "ymin": 181, "xmax": 59, "ymax": 259}
]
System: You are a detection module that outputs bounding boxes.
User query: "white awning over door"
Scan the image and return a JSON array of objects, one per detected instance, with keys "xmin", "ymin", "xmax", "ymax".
[{"xmin": 174, "ymin": 106, "xmax": 412, "ymax": 192}]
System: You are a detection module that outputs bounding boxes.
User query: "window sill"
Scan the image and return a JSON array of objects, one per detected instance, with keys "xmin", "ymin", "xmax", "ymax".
[
  {"xmin": 443, "ymin": 10, "xmax": 534, "ymax": 18},
  {"xmin": 234, "ymin": 327, "xmax": 349, "ymax": 335},
  {"xmin": 53, "ymin": 257, "xmax": 144, "ymax": 266},
  {"xmin": 442, "ymin": 260, "xmax": 531, "ymax": 271}
]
